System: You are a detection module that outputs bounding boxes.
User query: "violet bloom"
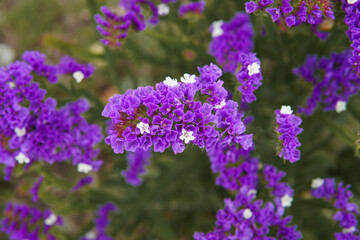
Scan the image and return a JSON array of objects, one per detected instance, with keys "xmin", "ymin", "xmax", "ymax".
[
  {"xmin": 178, "ymin": 1, "xmax": 205, "ymax": 17},
  {"xmin": 22, "ymin": 51, "xmax": 58, "ymax": 83},
  {"xmin": 81, "ymin": 202, "xmax": 118, "ymax": 240},
  {"xmin": 102, "ymin": 63, "xmax": 252, "ymax": 155},
  {"xmin": 275, "ymin": 106, "xmax": 303, "ymax": 163},
  {"xmin": 30, "ymin": 175, "xmax": 44, "ymax": 202},
  {"xmin": 311, "ymin": 178, "xmax": 360, "ymax": 239},
  {"xmin": 122, "ymin": 149, "xmax": 151, "ymax": 186},
  {"xmin": 72, "ymin": 176, "xmax": 94, "ymax": 191},
  {"xmin": 57, "ymin": 56, "xmax": 95, "ymax": 83},
  {"xmin": 1, "ymin": 202, "xmax": 63, "ymax": 239},
  {"xmin": 293, "ymin": 50, "xmax": 360, "ymax": 115},
  {"xmin": 245, "ymin": 0, "xmax": 334, "ymax": 28},
  {"xmin": 208, "ymin": 12, "xmax": 254, "ymax": 74}
]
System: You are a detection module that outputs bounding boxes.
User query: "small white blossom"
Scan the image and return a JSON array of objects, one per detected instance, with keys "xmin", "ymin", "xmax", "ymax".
[
  {"xmin": 343, "ymin": 226, "xmax": 356, "ymax": 233},
  {"xmin": 214, "ymin": 100, "xmax": 226, "ymax": 109},
  {"xmin": 335, "ymin": 100, "xmax": 347, "ymax": 113},
  {"xmin": 44, "ymin": 213, "xmax": 57, "ymax": 226},
  {"xmin": 8, "ymin": 82, "xmax": 15, "ymax": 89},
  {"xmin": 311, "ymin": 178, "xmax": 324, "ymax": 189},
  {"xmin": 77, "ymin": 163, "xmax": 93, "ymax": 174},
  {"xmin": 158, "ymin": 3, "xmax": 170, "ymax": 16},
  {"xmin": 347, "ymin": 0, "xmax": 358, "ymax": 4},
  {"xmin": 180, "ymin": 73, "xmax": 196, "ymax": 84},
  {"xmin": 280, "ymin": 105, "xmax": 293, "ymax": 115},
  {"xmin": 247, "ymin": 62, "xmax": 260, "ymax": 76},
  {"xmin": 163, "ymin": 76, "xmax": 178, "ymax": 87},
  {"xmin": 73, "ymin": 71, "xmax": 85, "ymax": 83},
  {"xmin": 281, "ymin": 194, "xmax": 293, "ymax": 207},
  {"xmin": 84, "ymin": 231, "xmax": 96, "ymax": 239},
  {"xmin": 243, "ymin": 208, "xmax": 253, "ymax": 219},
  {"xmin": 136, "ymin": 122, "xmax": 150, "ymax": 134},
  {"xmin": 15, "ymin": 153, "xmax": 30, "ymax": 164},
  {"xmin": 179, "ymin": 129, "xmax": 195, "ymax": 144},
  {"xmin": 211, "ymin": 20, "xmax": 224, "ymax": 38},
  {"xmin": 14, "ymin": 127, "xmax": 26, "ymax": 137},
  {"xmin": 247, "ymin": 189, "xmax": 257, "ymax": 197}
]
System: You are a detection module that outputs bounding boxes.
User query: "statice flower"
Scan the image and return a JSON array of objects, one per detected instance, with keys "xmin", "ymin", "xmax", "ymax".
[
  {"xmin": 178, "ymin": 1, "xmax": 206, "ymax": 17},
  {"xmin": 311, "ymin": 178, "xmax": 360, "ymax": 239},
  {"xmin": 22, "ymin": 51, "xmax": 58, "ymax": 83},
  {"xmin": 236, "ymin": 53, "xmax": 263, "ymax": 103},
  {"xmin": 81, "ymin": 202, "xmax": 118, "ymax": 240},
  {"xmin": 1, "ymin": 202, "xmax": 63, "ymax": 239},
  {"xmin": 275, "ymin": 106, "xmax": 303, "ymax": 163},
  {"xmin": 72, "ymin": 176, "xmax": 94, "ymax": 192},
  {"xmin": 0, "ymin": 52, "xmax": 103, "ymax": 179},
  {"xmin": 245, "ymin": 0, "xmax": 334, "ymax": 28},
  {"xmin": 30, "ymin": 175, "xmax": 44, "ymax": 202},
  {"xmin": 208, "ymin": 12, "xmax": 254, "ymax": 74},
  {"xmin": 57, "ymin": 56, "xmax": 95, "ymax": 83},
  {"xmin": 122, "ymin": 148, "xmax": 151, "ymax": 186},
  {"xmin": 102, "ymin": 63, "xmax": 252, "ymax": 155},
  {"xmin": 293, "ymin": 50, "xmax": 360, "ymax": 115}
]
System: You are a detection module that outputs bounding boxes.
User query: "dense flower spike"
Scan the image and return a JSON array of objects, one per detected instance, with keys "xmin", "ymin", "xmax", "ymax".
[
  {"xmin": 341, "ymin": 0, "xmax": 360, "ymax": 73},
  {"xmin": 275, "ymin": 106, "xmax": 303, "ymax": 163},
  {"xmin": 102, "ymin": 63, "xmax": 252, "ymax": 155},
  {"xmin": 178, "ymin": 1, "xmax": 206, "ymax": 17},
  {"xmin": 57, "ymin": 56, "xmax": 95, "ymax": 83},
  {"xmin": 245, "ymin": 0, "xmax": 334, "ymax": 28},
  {"xmin": 0, "ymin": 51, "xmax": 103, "ymax": 179},
  {"xmin": 293, "ymin": 50, "xmax": 360, "ymax": 115},
  {"xmin": 1, "ymin": 202, "xmax": 63, "ymax": 239},
  {"xmin": 208, "ymin": 12, "xmax": 254, "ymax": 74},
  {"xmin": 122, "ymin": 149, "xmax": 151, "ymax": 186},
  {"xmin": 81, "ymin": 202, "xmax": 118, "ymax": 240},
  {"xmin": 311, "ymin": 178, "xmax": 360, "ymax": 239}
]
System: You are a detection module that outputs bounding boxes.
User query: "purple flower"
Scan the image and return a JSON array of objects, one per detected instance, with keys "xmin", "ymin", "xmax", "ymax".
[
  {"xmin": 275, "ymin": 106, "xmax": 303, "ymax": 163},
  {"xmin": 72, "ymin": 176, "xmax": 94, "ymax": 191},
  {"xmin": 178, "ymin": 1, "xmax": 206, "ymax": 17},
  {"xmin": 30, "ymin": 175, "xmax": 44, "ymax": 202},
  {"xmin": 121, "ymin": 149, "xmax": 151, "ymax": 186},
  {"xmin": 57, "ymin": 56, "xmax": 95, "ymax": 83},
  {"xmin": 245, "ymin": 1, "xmax": 258, "ymax": 13}
]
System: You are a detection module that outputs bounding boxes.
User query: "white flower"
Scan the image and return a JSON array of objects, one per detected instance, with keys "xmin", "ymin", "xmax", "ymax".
[
  {"xmin": 243, "ymin": 208, "xmax": 253, "ymax": 219},
  {"xmin": 347, "ymin": 0, "xmax": 358, "ymax": 4},
  {"xmin": 73, "ymin": 71, "xmax": 85, "ymax": 83},
  {"xmin": 214, "ymin": 100, "xmax": 226, "ymax": 109},
  {"xmin": 281, "ymin": 194, "xmax": 293, "ymax": 207},
  {"xmin": 136, "ymin": 122, "xmax": 150, "ymax": 134},
  {"xmin": 84, "ymin": 231, "xmax": 96, "ymax": 239},
  {"xmin": 247, "ymin": 189, "xmax": 257, "ymax": 197},
  {"xmin": 44, "ymin": 213, "xmax": 57, "ymax": 226},
  {"xmin": 179, "ymin": 129, "xmax": 195, "ymax": 144},
  {"xmin": 211, "ymin": 20, "xmax": 224, "ymax": 38},
  {"xmin": 163, "ymin": 76, "xmax": 178, "ymax": 87},
  {"xmin": 77, "ymin": 163, "xmax": 93, "ymax": 174},
  {"xmin": 311, "ymin": 178, "xmax": 324, "ymax": 189},
  {"xmin": 15, "ymin": 153, "xmax": 30, "ymax": 164},
  {"xmin": 180, "ymin": 73, "xmax": 196, "ymax": 84},
  {"xmin": 14, "ymin": 127, "xmax": 26, "ymax": 137},
  {"xmin": 158, "ymin": 3, "xmax": 170, "ymax": 16},
  {"xmin": 247, "ymin": 62, "xmax": 260, "ymax": 76},
  {"xmin": 335, "ymin": 100, "xmax": 347, "ymax": 113},
  {"xmin": 280, "ymin": 105, "xmax": 293, "ymax": 115},
  {"xmin": 8, "ymin": 82, "xmax": 15, "ymax": 89},
  {"xmin": 343, "ymin": 226, "xmax": 356, "ymax": 233}
]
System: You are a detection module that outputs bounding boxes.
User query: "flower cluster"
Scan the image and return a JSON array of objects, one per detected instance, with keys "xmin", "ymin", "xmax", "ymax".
[
  {"xmin": 122, "ymin": 148, "xmax": 151, "ymax": 186},
  {"xmin": 275, "ymin": 106, "xmax": 303, "ymax": 163},
  {"xmin": 1, "ymin": 202, "xmax": 63, "ymax": 240},
  {"xmin": 178, "ymin": 1, "xmax": 206, "ymax": 17},
  {"xmin": 341, "ymin": 0, "xmax": 360, "ymax": 73},
  {"xmin": 81, "ymin": 202, "xmax": 118, "ymax": 240},
  {"xmin": 30, "ymin": 175, "xmax": 44, "ymax": 202},
  {"xmin": 293, "ymin": 49, "xmax": 360, "ymax": 115},
  {"xmin": 208, "ymin": 12, "xmax": 254, "ymax": 74},
  {"xmin": 245, "ymin": 0, "xmax": 334, "ymax": 28},
  {"xmin": 0, "ymin": 51, "xmax": 102, "ymax": 180},
  {"xmin": 102, "ymin": 63, "xmax": 252, "ymax": 155},
  {"xmin": 311, "ymin": 178, "xmax": 360, "ymax": 239}
]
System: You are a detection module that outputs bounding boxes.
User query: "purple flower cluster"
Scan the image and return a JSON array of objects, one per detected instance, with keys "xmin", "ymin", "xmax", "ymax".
[
  {"xmin": 81, "ymin": 202, "xmax": 118, "ymax": 240},
  {"xmin": 0, "ymin": 51, "xmax": 102, "ymax": 180},
  {"xmin": 194, "ymin": 156, "xmax": 301, "ymax": 239},
  {"xmin": 1, "ymin": 202, "xmax": 63, "ymax": 240},
  {"xmin": 245, "ymin": 0, "xmax": 334, "ymax": 28},
  {"xmin": 122, "ymin": 148, "xmax": 151, "ymax": 186},
  {"xmin": 102, "ymin": 63, "xmax": 252, "ymax": 155},
  {"xmin": 341, "ymin": 0, "xmax": 360, "ymax": 73},
  {"xmin": 72, "ymin": 176, "xmax": 94, "ymax": 192},
  {"xmin": 293, "ymin": 49, "xmax": 360, "ymax": 115},
  {"xmin": 236, "ymin": 53, "xmax": 263, "ymax": 103},
  {"xmin": 275, "ymin": 106, "xmax": 303, "ymax": 163},
  {"xmin": 208, "ymin": 12, "xmax": 254, "ymax": 74},
  {"xmin": 311, "ymin": 178, "xmax": 360, "ymax": 239},
  {"xmin": 30, "ymin": 175, "xmax": 44, "ymax": 202},
  {"xmin": 178, "ymin": 1, "xmax": 206, "ymax": 17}
]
